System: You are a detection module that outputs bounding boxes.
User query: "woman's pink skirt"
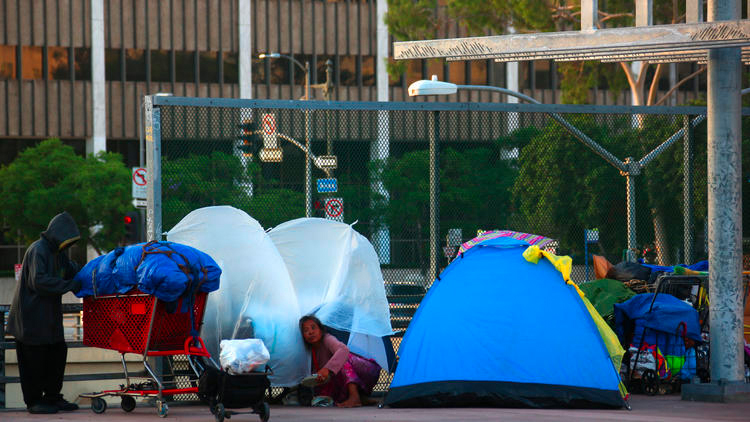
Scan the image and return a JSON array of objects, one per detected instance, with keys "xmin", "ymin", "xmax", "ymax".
[{"xmin": 315, "ymin": 353, "xmax": 381, "ymax": 403}]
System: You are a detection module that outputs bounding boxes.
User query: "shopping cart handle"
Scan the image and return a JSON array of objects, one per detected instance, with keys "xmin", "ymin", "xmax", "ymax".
[{"xmin": 184, "ymin": 336, "xmax": 211, "ymax": 357}]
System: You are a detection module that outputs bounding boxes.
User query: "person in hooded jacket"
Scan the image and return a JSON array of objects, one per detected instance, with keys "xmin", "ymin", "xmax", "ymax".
[{"xmin": 8, "ymin": 211, "xmax": 83, "ymax": 414}]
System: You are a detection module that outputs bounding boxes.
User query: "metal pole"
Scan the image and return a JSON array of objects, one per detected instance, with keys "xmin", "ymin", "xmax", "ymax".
[
  {"xmin": 428, "ymin": 111, "xmax": 440, "ymax": 284},
  {"xmin": 623, "ymin": 157, "xmax": 638, "ymax": 263},
  {"xmin": 459, "ymin": 85, "xmax": 626, "ymax": 172},
  {"xmin": 145, "ymin": 96, "xmax": 162, "ymax": 241},
  {"xmin": 683, "ymin": 115, "xmax": 694, "ymax": 264},
  {"xmin": 706, "ymin": 0, "xmax": 744, "ymax": 383},
  {"xmin": 305, "ymin": 61, "xmax": 312, "ymax": 217},
  {"xmin": 325, "ymin": 59, "xmax": 333, "ymax": 155}
]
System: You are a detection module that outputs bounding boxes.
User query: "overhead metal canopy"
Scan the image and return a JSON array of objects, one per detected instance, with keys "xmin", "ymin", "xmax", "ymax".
[{"xmin": 393, "ymin": 20, "xmax": 750, "ymax": 63}]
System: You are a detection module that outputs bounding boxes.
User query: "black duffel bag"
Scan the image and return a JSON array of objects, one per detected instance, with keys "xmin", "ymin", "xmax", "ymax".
[{"xmin": 198, "ymin": 365, "xmax": 270, "ymax": 409}]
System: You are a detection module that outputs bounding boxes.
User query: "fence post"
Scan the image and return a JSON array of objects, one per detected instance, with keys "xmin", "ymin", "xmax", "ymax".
[
  {"xmin": 623, "ymin": 157, "xmax": 639, "ymax": 262},
  {"xmin": 683, "ymin": 115, "xmax": 694, "ymax": 264},
  {"xmin": 1, "ymin": 306, "xmax": 6, "ymax": 408},
  {"xmin": 145, "ymin": 96, "xmax": 163, "ymax": 241},
  {"xmin": 429, "ymin": 111, "xmax": 440, "ymax": 284}
]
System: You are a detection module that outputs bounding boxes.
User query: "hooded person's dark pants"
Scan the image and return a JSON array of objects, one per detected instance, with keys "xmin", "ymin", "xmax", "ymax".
[{"xmin": 15, "ymin": 341, "xmax": 68, "ymax": 407}]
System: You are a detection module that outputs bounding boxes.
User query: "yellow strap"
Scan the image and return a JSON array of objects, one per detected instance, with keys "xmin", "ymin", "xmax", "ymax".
[
  {"xmin": 522, "ymin": 245, "xmax": 581, "ymax": 296},
  {"xmin": 523, "ymin": 245, "xmax": 628, "ymax": 399}
]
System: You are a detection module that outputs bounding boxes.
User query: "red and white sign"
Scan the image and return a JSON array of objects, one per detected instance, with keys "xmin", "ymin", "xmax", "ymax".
[
  {"xmin": 324, "ymin": 197, "xmax": 344, "ymax": 222},
  {"xmin": 14, "ymin": 263, "xmax": 22, "ymax": 282},
  {"xmin": 261, "ymin": 113, "xmax": 278, "ymax": 148},
  {"xmin": 132, "ymin": 167, "xmax": 148, "ymax": 199}
]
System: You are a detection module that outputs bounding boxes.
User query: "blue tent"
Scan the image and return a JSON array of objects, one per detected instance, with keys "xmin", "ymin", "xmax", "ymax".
[{"xmin": 383, "ymin": 237, "xmax": 626, "ymax": 408}]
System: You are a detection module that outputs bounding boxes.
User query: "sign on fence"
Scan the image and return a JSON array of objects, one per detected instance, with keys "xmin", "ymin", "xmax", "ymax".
[{"xmin": 325, "ymin": 198, "xmax": 344, "ymax": 222}]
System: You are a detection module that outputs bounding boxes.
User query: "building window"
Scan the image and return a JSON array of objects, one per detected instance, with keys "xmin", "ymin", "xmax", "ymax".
[
  {"xmin": 48, "ymin": 47, "xmax": 70, "ymax": 80},
  {"xmin": 105, "ymin": 49, "xmax": 122, "ymax": 80},
  {"xmin": 151, "ymin": 50, "xmax": 170, "ymax": 82},
  {"xmin": 447, "ymin": 61, "xmax": 465, "ymax": 85},
  {"xmin": 21, "ymin": 46, "xmax": 43, "ymax": 79},
  {"xmin": 268, "ymin": 57, "xmax": 288, "ymax": 85},
  {"xmin": 469, "ymin": 60, "xmax": 486, "ymax": 85},
  {"xmin": 175, "ymin": 51, "xmax": 195, "ymax": 83},
  {"xmin": 74, "ymin": 48, "xmax": 91, "ymax": 80},
  {"xmin": 199, "ymin": 51, "xmax": 219, "ymax": 83},
  {"xmin": 339, "ymin": 56, "xmax": 356, "ymax": 86},
  {"xmin": 125, "ymin": 49, "xmax": 146, "ymax": 81},
  {"xmin": 404, "ymin": 59, "xmax": 422, "ymax": 86},
  {"xmin": 362, "ymin": 56, "xmax": 375, "ymax": 86},
  {"xmin": 224, "ymin": 52, "xmax": 239, "ymax": 84},
  {"xmin": 535, "ymin": 60, "xmax": 551, "ymax": 89},
  {"xmin": 1, "ymin": 45, "xmax": 17, "ymax": 79},
  {"xmin": 423, "ymin": 59, "xmax": 443, "ymax": 83},
  {"xmin": 316, "ymin": 55, "xmax": 334, "ymax": 84}
]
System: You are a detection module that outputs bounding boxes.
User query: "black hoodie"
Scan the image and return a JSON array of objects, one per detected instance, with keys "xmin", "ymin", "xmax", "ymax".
[{"xmin": 8, "ymin": 211, "xmax": 82, "ymax": 344}]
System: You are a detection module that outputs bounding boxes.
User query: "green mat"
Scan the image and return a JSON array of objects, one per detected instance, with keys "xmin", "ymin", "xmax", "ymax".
[{"xmin": 579, "ymin": 278, "xmax": 636, "ymax": 327}]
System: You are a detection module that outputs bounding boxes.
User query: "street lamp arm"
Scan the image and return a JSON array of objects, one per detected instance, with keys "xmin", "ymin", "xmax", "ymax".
[
  {"xmin": 456, "ymin": 84, "xmax": 626, "ymax": 173},
  {"xmin": 276, "ymin": 133, "xmax": 321, "ymax": 167},
  {"xmin": 247, "ymin": 130, "xmax": 331, "ymax": 176},
  {"xmin": 260, "ymin": 53, "xmax": 306, "ymax": 73}
]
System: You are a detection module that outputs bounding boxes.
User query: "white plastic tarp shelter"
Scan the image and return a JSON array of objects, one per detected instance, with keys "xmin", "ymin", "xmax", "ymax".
[
  {"xmin": 167, "ymin": 207, "xmax": 394, "ymax": 386},
  {"xmin": 268, "ymin": 218, "xmax": 394, "ymax": 370},
  {"xmin": 167, "ymin": 206, "xmax": 307, "ymax": 386}
]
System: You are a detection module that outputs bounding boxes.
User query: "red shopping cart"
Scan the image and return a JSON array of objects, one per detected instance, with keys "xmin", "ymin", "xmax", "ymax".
[{"xmin": 79, "ymin": 290, "xmax": 211, "ymax": 417}]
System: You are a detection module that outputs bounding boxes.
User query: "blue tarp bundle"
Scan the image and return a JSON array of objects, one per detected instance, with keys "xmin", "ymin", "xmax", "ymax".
[
  {"xmin": 74, "ymin": 241, "xmax": 221, "ymax": 302},
  {"xmin": 614, "ymin": 293, "xmax": 702, "ymax": 345},
  {"xmin": 614, "ymin": 293, "xmax": 702, "ymax": 379},
  {"xmin": 638, "ymin": 260, "xmax": 708, "ymax": 274}
]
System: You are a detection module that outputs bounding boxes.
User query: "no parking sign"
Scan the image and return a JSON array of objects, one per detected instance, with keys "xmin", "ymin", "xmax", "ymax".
[{"xmin": 324, "ymin": 198, "xmax": 344, "ymax": 222}]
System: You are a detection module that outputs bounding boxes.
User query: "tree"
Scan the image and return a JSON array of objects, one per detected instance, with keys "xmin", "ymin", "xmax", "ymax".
[
  {"xmin": 387, "ymin": 1, "xmax": 709, "ymax": 263},
  {"xmin": 510, "ymin": 116, "xmax": 635, "ymax": 260},
  {"xmin": 161, "ymin": 150, "xmax": 306, "ymax": 230},
  {"xmin": 372, "ymin": 141, "xmax": 518, "ymax": 268},
  {"xmin": 387, "ymin": 1, "xmax": 702, "ymax": 106},
  {"xmin": 0, "ymin": 138, "xmax": 132, "ymax": 254}
]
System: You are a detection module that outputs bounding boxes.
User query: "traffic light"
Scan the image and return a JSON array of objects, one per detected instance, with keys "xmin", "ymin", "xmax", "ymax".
[
  {"xmin": 124, "ymin": 211, "xmax": 140, "ymax": 244},
  {"xmin": 237, "ymin": 119, "xmax": 261, "ymax": 157}
]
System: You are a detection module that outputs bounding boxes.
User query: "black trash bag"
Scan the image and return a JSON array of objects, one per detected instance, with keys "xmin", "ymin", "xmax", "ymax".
[{"xmin": 606, "ymin": 261, "xmax": 652, "ymax": 282}]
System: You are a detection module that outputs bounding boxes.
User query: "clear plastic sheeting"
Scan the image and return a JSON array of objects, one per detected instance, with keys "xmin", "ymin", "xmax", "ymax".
[
  {"xmin": 168, "ymin": 209, "xmax": 393, "ymax": 386},
  {"xmin": 268, "ymin": 218, "xmax": 394, "ymax": 347},
  {"xmin": 167, "ymin": 206, "xmax": 307, "ymax": 387}
]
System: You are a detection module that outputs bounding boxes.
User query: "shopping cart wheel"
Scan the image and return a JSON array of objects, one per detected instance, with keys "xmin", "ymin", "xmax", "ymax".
[
  {"xmin": 642, "ymin": 369, "xmax": 659, "ymax": 396},
  {"xmin": 91, "ymin": 397, "xmax": 107, "ymax": 414},
  {"xmin": 213, "ymin": 403, "xmax": 225, "ymax": 422},
  {"xmin": 259, "ymin": 402, "xmax": 270, "ymax": 422},
  {"xmin": 121, "ymin": 396, "xmax": 136, "ymax": 412},
  {"xmin": 156, "ymin": 400, "xmax": 169, "ymax": 418}
]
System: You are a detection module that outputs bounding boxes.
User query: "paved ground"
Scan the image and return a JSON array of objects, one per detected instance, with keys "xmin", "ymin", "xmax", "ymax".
[{"xmin": 2, "ymin": 394, "xmax": 750, "ymax": 422}]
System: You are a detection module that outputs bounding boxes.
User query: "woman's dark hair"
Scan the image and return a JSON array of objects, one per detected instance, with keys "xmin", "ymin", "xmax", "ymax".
[{"xmin": 299, "ymin": 315, "xmax": 326, "ymax": 348}]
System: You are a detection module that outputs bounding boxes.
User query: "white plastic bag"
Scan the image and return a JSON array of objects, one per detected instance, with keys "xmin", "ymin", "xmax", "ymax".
[{"xmin": 219, "ymin": 339, "xmax": 270, "ymax": 374}]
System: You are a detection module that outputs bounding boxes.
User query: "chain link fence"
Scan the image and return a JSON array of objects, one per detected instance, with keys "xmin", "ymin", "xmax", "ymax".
[{"xmin": 145, "ymin": 96, "xmax": 748, "ymax": 393}]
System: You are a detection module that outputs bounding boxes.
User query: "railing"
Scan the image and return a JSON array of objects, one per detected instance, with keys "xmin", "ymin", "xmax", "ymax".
[{"xmin": 0, "ymin": 303, "xmax": 148, "ymax": 409}]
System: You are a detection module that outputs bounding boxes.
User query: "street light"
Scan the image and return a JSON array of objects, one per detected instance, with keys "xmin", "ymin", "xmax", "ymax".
[
  {"xmin": 260, "ymin": 53, "xmax": 312, "ymax": 217},
  {"xmin": 408, "ymin": 75, "xmax": 641, "ymax": 262}
]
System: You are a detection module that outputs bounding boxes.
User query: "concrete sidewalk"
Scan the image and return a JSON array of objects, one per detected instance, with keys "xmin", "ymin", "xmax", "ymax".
[{"xmin": 2, "ymin": 395, "xmax": 750, "ymax": 422}]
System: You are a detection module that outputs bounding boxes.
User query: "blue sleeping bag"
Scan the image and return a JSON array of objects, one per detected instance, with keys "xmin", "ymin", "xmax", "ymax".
[{"xmin": 75, "ymin": 241, "xmax": 221, "ymax": 302}]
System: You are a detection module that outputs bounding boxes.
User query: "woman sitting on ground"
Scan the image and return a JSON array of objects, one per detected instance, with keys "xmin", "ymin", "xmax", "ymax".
[{"xmin": 299, "ymin": 315, "xmax": 381, "ymax": 407}]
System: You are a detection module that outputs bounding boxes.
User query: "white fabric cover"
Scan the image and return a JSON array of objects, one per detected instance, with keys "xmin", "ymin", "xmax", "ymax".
[
  {"xmin": 167, "ymin": 209, "xmax": 393, "ymax": 385},
  {"xmin": 268, "ymin": 218, "xmax": 393, "ymax": 369},
  {"xmin": 167, "ymin": 206, "xmax": 307, "ymax": 386}
]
